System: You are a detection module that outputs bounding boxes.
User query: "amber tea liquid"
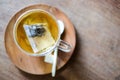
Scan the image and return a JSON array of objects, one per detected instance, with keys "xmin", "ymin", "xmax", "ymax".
[{"xmin": 15, "ymin": 11, "xmax": 59, "ymax": 53}]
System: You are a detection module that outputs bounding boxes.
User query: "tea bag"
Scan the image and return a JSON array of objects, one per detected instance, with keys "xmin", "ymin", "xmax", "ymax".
[{"xmin": 23, "ymin": 23, "xmax": 55, "ymax": 53}]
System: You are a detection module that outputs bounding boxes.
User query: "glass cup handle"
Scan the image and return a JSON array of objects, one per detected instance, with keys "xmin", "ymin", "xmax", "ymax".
[{"xmin": 58, "ymin": 40, "xmax": 72, "ymax": 52}]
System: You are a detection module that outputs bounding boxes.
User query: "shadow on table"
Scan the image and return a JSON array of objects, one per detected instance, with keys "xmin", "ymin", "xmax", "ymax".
[
  {"xmin": 18, "ymin": 69, "xmax": 65, "ymax": 80},
  {"xmin": 18, "ymin": 27, "xmax": 88, "ymax": 80}
]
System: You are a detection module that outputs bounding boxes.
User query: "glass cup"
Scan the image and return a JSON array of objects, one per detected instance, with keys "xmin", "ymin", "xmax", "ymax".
[{"xmin": 13, "ymin": 9, "xmax": 72, "ymax": 77}]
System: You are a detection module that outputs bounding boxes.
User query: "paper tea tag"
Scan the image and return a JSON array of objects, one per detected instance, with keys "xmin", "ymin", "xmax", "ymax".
[{"xmin": 23, "ymin": 24, "xmax": 55, "ymax": 53}]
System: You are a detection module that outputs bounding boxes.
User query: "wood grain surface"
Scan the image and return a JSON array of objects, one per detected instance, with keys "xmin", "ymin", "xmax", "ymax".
[
  {"xmin": 1, "ymin": 0, "xmax": 120, "ymax": 80},
  {"xmin": 4, "ymin": 4, "xmax": 76, "ymax": 75}
]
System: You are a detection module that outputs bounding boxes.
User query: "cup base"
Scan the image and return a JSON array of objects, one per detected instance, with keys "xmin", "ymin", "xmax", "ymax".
[{"xmin": 5, "ymin": 4, "xmax": 76, "ymax": 75}]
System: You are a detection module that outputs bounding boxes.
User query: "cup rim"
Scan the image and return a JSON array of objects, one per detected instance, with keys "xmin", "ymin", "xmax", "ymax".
[{"xmin": 13, "ymin": 9, "xmax": 61, "ymax": 56}]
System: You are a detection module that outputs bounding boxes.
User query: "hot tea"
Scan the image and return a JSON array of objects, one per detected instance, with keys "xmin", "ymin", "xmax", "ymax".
[{"xmin": 15, "ymin": 10, "xmax": 59, "ymax": 53}]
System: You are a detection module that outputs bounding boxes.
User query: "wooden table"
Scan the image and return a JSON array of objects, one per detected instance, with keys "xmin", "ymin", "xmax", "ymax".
[{"xmin": 1, "ymin": 0, "xmax": 120, "ymax": 80}]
